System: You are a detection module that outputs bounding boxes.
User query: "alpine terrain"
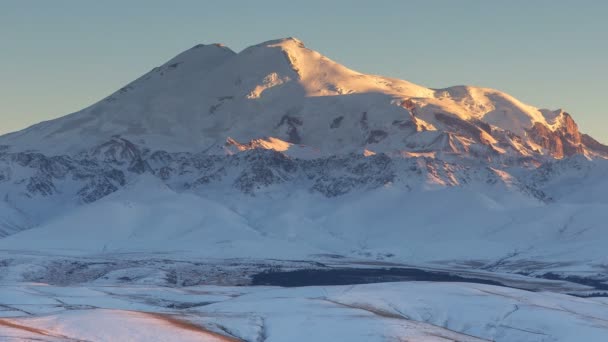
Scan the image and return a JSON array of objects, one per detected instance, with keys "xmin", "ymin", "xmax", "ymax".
[{"xmin": 1, "ymin": 38, "xmax": 608, "ymax": 341}]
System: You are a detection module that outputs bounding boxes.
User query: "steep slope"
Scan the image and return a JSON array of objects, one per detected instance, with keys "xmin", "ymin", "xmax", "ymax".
[{"xmin": 0, "ymin": 43, "xmax": 237, "ymax": 154}]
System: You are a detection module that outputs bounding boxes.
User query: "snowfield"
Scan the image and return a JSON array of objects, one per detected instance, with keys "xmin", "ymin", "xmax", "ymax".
[
  {"xmin": 1, "ymin": 173, "xmax": 607, "ymax": 278},
  {"xmin": 1, "ymin": 281, "xmax": 608, "ymax": 341}
]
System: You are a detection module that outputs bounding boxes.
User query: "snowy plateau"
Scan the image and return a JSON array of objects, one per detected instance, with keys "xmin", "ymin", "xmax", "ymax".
[{"xmin": 1, "ymin": 37, "xmax": 608, "ymax": 341}]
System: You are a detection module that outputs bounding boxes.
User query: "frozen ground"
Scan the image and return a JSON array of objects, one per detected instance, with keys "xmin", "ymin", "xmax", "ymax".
[
  {"xmin": 1, "ymin": 253, "xmax": 607, "ymax": 341},
  {"xmin": 1, "ymin": 278, "xmax": 608, "ymax": 341}
]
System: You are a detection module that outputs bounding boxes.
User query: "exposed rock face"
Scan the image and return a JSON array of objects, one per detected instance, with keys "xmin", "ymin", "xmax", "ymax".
[
  {"xmin": 0, "ymin": 136, "xmax": 556, "ymax": 211},
  {"xmin": 527, "ymin": 113, "xmax": 585, "ymax": 158},
  {"xmin": 528, "ymin": 122, "xmax": 565, "ymax": 158},
  {"xmin": 434, "ymin": 113, "xmax": 492, "ymax": 145},
  {"xmin": 582, "ymin": 134, "xmax": 608, "ymax": 155}
]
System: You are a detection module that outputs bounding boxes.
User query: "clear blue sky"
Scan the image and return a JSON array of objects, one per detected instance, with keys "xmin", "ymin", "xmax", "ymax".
[{"xmin": 2, "ymin": 0, "xmax": 607, "ymax": 141}]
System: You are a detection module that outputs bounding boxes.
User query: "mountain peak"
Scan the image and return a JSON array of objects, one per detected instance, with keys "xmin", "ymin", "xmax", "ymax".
[
  {"xmin": 161, "ymin": 42, "xmax": 236, "ymax": 68},
  {"xmin": 249, "ymin": 37, "xmax": 306, "ymax": 49}
]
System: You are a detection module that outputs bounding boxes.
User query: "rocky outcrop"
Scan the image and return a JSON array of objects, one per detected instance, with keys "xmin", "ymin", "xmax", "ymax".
[
  {"xmin": 582, "ymin": 134, "xmax": 608, "ymax": 155},
  {"xmin": 527, "ymin": 113, "xmax": 585, "ymax": 158},
  {"xmin": 3, "ymin": 134, "xmax": 600, "ymax": 238},
  {"xmin": 0, "ymin": 137, "xmax": 541, "ymax": 206}
]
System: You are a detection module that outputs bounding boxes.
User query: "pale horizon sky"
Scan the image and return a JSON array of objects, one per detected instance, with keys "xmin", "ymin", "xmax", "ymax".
[{"xmin": 2, "ymin": 0, "xmax": 607, "ymax": 142}]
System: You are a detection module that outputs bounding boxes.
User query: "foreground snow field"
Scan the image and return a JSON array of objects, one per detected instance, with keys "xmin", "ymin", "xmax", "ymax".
[{"xmin": 1, "ymin": 280, "xmax": 607, "ymax": 341}]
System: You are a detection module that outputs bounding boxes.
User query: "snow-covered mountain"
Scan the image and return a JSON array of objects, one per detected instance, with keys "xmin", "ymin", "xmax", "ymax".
[
  {"xmin": 1, "ymin": 37, "xmax": 605, "ymax": 160},
  {"xmin": 1, "ymin": 37, "xmax": 607, "ymax": 264}
]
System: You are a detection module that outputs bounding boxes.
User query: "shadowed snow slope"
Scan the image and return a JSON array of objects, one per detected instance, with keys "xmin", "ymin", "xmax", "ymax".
[
  {"xmin": 2, "ymin": 282, "xmax": 608, "ymax": 342},
  {"xmin": 1, "ymin": 173, "xmax": 608, "ymax": 276}
]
